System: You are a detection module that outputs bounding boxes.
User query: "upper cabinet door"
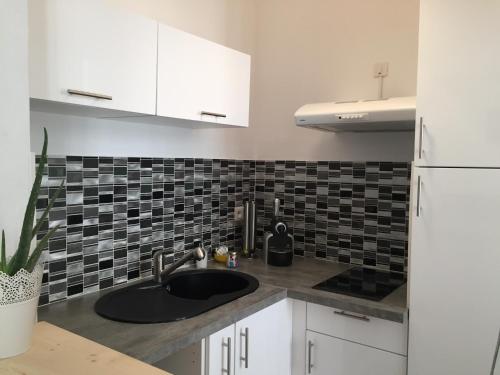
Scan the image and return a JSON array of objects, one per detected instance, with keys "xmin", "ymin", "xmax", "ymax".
[
  {"xmin": 157, "ymin": 24, "xmax": 251, "ymax": 127},
  {"xmin": 29, "ymin": 0, "xmax": 157, "ymax": 115},
  {"xmin": 415, "ymin": 0, "xmax": 500, "ymax": 167}
]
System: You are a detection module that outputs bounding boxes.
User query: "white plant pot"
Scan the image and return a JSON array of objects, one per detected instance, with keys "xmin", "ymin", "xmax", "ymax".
[
  {"xmin": 0, "ymin": 265, "xmax": 43, "ymax": 359},
  {"xmin": 0, "ymin": 296, "xmax": 39, "ymax": 358}
]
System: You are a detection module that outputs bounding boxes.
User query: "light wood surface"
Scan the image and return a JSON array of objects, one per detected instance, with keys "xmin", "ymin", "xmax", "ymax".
[{"xmin": 0, "ymin": 322, "xmax": 172, "ymax": 375}]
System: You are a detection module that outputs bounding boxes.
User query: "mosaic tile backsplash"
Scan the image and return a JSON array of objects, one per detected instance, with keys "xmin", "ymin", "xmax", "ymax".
[{"xmin": 36, "ymin": 157, "xmax": 411, "ymax": 305}]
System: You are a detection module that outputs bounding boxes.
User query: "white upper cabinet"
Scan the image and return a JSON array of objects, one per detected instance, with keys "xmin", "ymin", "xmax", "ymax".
[
  {"xmin": 415, "ymin": 0, "xmax": 500, "ymax": 167},
  {"xmin": 157, "ymin": 24, "xmax": 251, "ymax": 127},
  {"xmin": 28, "ymin": 1, "xmax": 251, "ymax": 127},
  {"xmin": 29, "ymin": 0, "xmax": 158, "ymax": 115}
]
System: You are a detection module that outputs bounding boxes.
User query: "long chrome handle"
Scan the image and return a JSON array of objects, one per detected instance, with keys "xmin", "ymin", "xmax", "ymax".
[
  {"xmin": 416, "ymin": 175, "xmax": 422, "ymax": 217},
  {"xmin": 67, "ymin": 89, "xmax": 112, "ymax": 100},
  {"xmin": 490, "ymin": 330, "xmax": 500, "ymax": 375},
  {"xmin": 201, "ymin": 111, "xmax": 227, "ymax": 118},
  {"xmin": 240, "ymin": 327, "xmax": 249, "ymax": 368},
  {"xmin": 418, "ymin": 116, "xmax": 424, "ymax": 159},
  {"xmin": 334, "ymin": 310, "xmax": 370, "ymax": 322},
  {"xmin": 307, "ymin": 340, "xmax": 314, "ymax": 374},
  {"xmin": 222, "ymin": 337, "xmax": 232, "ymax": 375}
]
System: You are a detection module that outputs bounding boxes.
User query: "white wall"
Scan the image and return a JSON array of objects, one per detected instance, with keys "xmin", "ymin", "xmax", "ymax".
[
  {"xmin": 30, "ymin": 0, "xmax": 419, "ymax": 162},
  {"xmin": 1, "ymin": 0, "xmax": 32, "ymax": 255},
  {"xmin": 251, "ymin": 0, "xmax": 419, "ymax": 161}
]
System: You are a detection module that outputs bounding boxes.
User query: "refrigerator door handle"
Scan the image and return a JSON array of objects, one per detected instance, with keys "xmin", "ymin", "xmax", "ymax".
[
  {"xmin": 416, "ymin": 175, "xmax": 422, "ymax": 217},
  {"xmin": 418, "ymin": 117, "xmax": 424, "ymax": 159},
  {"xmin": 490, "ymin": 329, "xmax": 500, "ymax": 375}
]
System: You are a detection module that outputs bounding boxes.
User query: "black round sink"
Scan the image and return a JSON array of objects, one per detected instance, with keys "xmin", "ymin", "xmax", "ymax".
[
  {"xmin": 165, "ymin": 270, "xmax": 252, "ymax": 300},
  {"xmin": 94, "ymin": 269, "xmax": 259, "ymax": 324}
]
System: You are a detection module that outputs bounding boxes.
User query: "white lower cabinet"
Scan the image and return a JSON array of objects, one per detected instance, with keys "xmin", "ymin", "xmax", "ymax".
[
  {"xmin": 159, "ymin": 300, "xmax": 407, "ymax": 375},
  {"xmin": 207, "ymin": 325, "xmax": 235, "ymax": 375},
  {"xmin": 307, "ymin": 303, "xmax": 407, "ymax": 355},
  {"xmin": 306, "ymin": 331, "xmax": 406, "ymax": 375},
  {"xmin": 305, "ymin": 302, "xmax": 407, "ymax": 375},
  {"xmin": 206, "ymin": 299, "xmax": 292, "ymax": 375}
]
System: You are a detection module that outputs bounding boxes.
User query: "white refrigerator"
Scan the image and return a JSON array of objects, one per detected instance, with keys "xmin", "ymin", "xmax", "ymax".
[
  {"xmin": 408, "ymin": 167, "xmax": 500, "ymax": 374},
  {"xmin": 408, "ymin": 1, "xmax": 500, "ymax": 374}
]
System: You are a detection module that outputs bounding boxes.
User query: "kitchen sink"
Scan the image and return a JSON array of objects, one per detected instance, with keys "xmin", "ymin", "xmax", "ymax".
[
  {"xmin": 165, "ymin": 270, "xmax": 252, "ymax": 300},
  {"xmin": 94, "ymin": 269, "xmax": 259, "ymax": 324}
]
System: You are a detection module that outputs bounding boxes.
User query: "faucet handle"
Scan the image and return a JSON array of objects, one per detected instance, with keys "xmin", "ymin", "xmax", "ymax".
[{"xmin": 193, "ymin": 244, "xmax": 206, "ymax": 261}]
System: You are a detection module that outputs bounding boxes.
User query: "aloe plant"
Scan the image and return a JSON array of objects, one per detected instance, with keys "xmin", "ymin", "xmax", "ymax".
[{"xmin": 0, "ymin": 128, "xmax": 64, "ymax": 276}]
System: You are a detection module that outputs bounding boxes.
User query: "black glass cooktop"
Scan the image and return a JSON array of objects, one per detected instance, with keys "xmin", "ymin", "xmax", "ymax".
[{"xmin": 313, "ymin": 267, "xmax": 406, "ymax": 301}]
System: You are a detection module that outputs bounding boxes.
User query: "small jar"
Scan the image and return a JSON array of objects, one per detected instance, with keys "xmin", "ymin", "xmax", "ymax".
[{"xmin": 226, "ymin": 252, "xmax": 239, "ymax": 268}]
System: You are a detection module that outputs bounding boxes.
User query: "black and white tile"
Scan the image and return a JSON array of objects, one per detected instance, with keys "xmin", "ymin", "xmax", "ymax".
[
  {"xmin": 36, "ymin": 156, "xmax": 410, "ymax": 305},
  {"xmin": 254, "ymin": 161, "xmax": 411, "ymax": 273},
  {"xmin": 37, "ymin": 156, "xmax": 255, "ymax": 304}
]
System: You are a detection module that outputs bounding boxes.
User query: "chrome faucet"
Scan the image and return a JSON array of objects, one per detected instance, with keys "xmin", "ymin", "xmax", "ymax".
[{"xmin": 153, "ymin": 245, "xmax": 206, "ymax": 284}]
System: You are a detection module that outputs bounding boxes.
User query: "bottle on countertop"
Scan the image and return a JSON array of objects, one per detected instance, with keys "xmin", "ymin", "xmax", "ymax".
[
  {"xmin": 226, "ymin": 251, "xmax": 239, "ymax": 268},
  {"xmin": 242, "ymin": 200, "xmax": 257, "ymax": 258}
]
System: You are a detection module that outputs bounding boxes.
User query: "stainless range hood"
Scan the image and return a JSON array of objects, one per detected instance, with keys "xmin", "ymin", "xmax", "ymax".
[{"xmin": 294, "ymin": 96, "xmax": 416, "ymax": 132}]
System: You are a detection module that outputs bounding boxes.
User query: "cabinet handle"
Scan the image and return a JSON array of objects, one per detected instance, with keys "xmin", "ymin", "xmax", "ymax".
[
  {"xmin": 418, "ymin": 116, "xmax": 424, "ymax": 159},
  {"xmin": 222, "ymin": 337, "xmax": 231, "ymax": 375},
  {"xmin": 201, "ymin": 111, "xmax": 227, "ymax": 118},
  {"xmin": 490, "ymin": 330, "xmax": 500, "ymax": 375},
  {"xmin": 67, "ymin": 89, "xmax": 112, "ymax": 100},
  {"xmin": 416, "ymin": 175, "xmax": 422, "ymax": 217},
  {"xmin": 334, "ymin": 310, "xmax": 370, "ymax": 322},
  {"xmin": 240, "ymin": 327, "xmax": 249, "ymax": 368},
  {"xmin": 307, "ymin": 340, "xmax": 314, "ymax": 374}
]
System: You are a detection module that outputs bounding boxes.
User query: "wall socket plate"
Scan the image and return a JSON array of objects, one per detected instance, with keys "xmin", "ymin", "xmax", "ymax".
[{"xmin": 234, "ymin": 206, "xmax": 244, "ymax": 221}]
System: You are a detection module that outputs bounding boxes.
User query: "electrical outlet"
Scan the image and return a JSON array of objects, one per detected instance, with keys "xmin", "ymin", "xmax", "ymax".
[
  {"xmin": 374, "ymin": 62, "xmax": 389, "ymax": 78},
  {"xmin": 234, "ymin": 206, "xmax": 244, "ymax": 221}
]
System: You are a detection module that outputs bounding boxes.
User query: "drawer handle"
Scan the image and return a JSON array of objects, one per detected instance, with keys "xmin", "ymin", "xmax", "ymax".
[
  {"xmin": 334, "ymin": 310, "xmax": 370, "ymax": 322},
  {"xmin": 67, "ymin": 89, "xmax": 112, "ymax": 100},
  {"xmin": 201, "ymin": 111, "xmax": 227, "ymax": 118}
]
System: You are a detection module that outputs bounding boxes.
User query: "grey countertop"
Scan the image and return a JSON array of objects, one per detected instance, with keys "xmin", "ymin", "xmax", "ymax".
[
  {"xmin": 220, "ymin": 257, "xmax": 408, "ymax": 323},
  {"xmin": 38, "ymin": 257, "xmax": 407, "ymax": 364}
]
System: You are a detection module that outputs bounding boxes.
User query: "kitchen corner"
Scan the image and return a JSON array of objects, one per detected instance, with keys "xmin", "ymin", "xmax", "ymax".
[
  {"xmin": 3, "ymin": 0, "xmax": 497, "ymax": 374},
  {"xmin": 37, "ymin": 257, "xmax": 407, "ymax": 366}
]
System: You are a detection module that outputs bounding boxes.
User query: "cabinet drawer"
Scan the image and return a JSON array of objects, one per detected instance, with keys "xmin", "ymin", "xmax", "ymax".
[
  {"xmin": 306, "ymin": 330, "xmax": 406, "ymax": 375},
  {"xmin": 307, "ymin": 303, "xmax": 407, "ymax": 355}
]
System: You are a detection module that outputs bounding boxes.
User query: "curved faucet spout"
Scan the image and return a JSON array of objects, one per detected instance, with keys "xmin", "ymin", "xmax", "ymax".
[{"xmin": 153, "ymin": 245, "xmax": 206, "ymax": 284}]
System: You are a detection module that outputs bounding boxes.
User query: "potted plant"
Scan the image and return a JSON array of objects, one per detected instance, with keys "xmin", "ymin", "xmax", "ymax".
[{"xmin": 0, "ymin": 128, "xmax": 63, "ymax": 358}]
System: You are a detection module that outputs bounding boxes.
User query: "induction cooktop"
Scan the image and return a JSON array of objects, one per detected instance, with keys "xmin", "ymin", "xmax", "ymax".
[{"xmin": 313, "ymin": 267, "xmax": 406, "ymax": 301}]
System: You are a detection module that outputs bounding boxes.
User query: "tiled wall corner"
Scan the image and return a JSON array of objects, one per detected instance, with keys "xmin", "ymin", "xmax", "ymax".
[
  {"xmin": 254, "ymin": 161, "xmax": 411, "ymax": 273},
  {"xmin": 36, "ymin": 156, "xmax": 410, "ymax": 305}
]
